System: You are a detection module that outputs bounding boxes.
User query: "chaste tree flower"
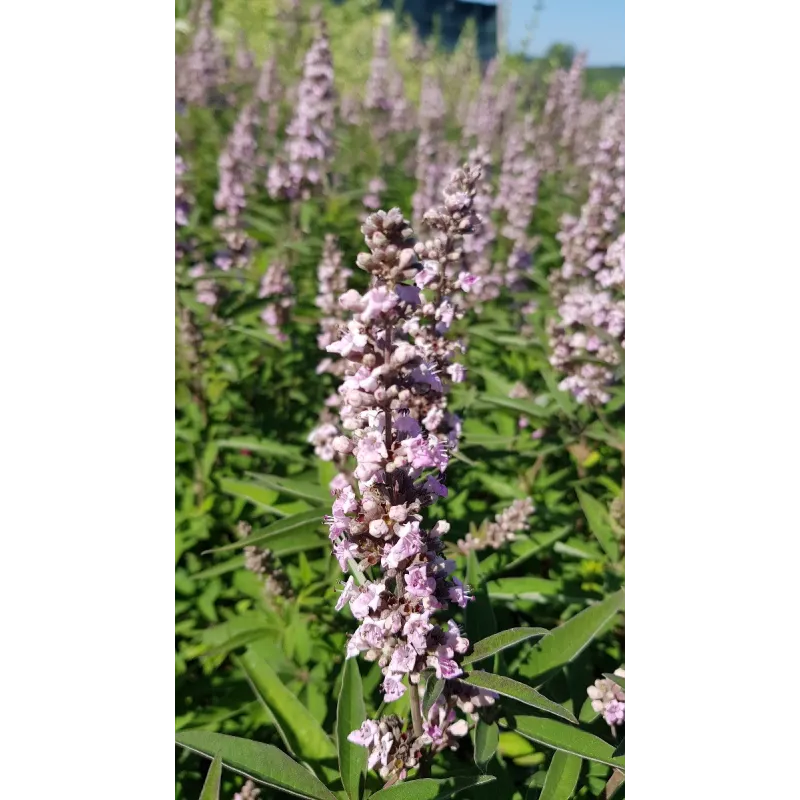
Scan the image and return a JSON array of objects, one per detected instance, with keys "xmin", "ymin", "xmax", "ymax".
[
  {"xmin": 549, "ymin": 85, "xmax": 625, "ymax": 405},
  {"xmin": 268, "ymin": 15, "xmax": 335, "ymax": 201},
  {"xmin": 323, "ymin": 166, "xmax": 497, "ymax": 786}
]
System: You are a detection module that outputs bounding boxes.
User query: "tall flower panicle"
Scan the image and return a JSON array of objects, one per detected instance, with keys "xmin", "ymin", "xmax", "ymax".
[
  {"xmin": 495, "ymin": 113, "xmax": 540, "ymax": 288},
  {"xmin": 175, "ymin": 133, "xmax": 192, "ymax": 263},
  {"xmin": 255, "ymin": 56, "xmax": 281, "ymax": 142},
  {"xmin": 237, "ymin": 522, "xmax": 293, "ymax": 600},
  {"xmin": 179, "ymin": 0, "xmax": 227, "ymax": 107},
  {"xmin": 460, "ymin": 148, "xmax": 500, "ymax": 306},
  {"xmin": 258, "ymin": 261, "xmax": 295, "ymax": 342},
  {"xmin": 268, "ymin": 19, "xmax": 336, "ymax": 200},
  {"xmin": 214, "ymin": 102, "xmax": 259, "ymax": 271},
  {"xmin": 549, "ymin": 85, "xmax": 625, "ymax": 405},
  {"xmin": 316, "ymin": 234, "xmax": 352, "ymax": 372},
  {"xmin": 363, "ymin": 178, "xmax": 387, "ymax": 215},
  {"xmin": 457, "ymin": 498, "xmax": 535, "ymax": 554},
  {"xmin": 234, "ymin": 31, "xmax": 256, "ymax": 85},
  {"xmin": 365, "ymin": 22, "xmax": 393, "ymax": 139},
  {"xmin": 587, "ymin": 668, "xmax": 625, "ymax": 728},
  {"xmin": 411, "ymin": 74, "xmax": 448, "ymax": 229},
  {"xmin": 324, "ymin": 169, "xmax": 496, "ymax": 786}
]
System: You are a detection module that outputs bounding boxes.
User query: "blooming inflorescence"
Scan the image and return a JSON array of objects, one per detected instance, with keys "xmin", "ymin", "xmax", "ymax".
[
  {"xmin": 323, "ymin": 169, "xmax": 498, "ymax": 784},
  {"xmin": 268, "ymin": 19, "xmax": 335, "ymax": 200},
  {"xmin": 587, "ymin": 668, "xmax": 625, "ymax": 727}
]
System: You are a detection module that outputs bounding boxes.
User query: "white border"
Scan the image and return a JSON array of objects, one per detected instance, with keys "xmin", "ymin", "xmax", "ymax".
[
  {"xmin": 0, "ymin": 0, "xmax": 174, "ymax": 794},
  {"xmin": 627, "ymin": 1, "xmax": 800, "ymax": 797}
]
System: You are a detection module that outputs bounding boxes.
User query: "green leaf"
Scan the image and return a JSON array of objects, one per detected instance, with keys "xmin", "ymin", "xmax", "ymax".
[
  {"xmin": 191, "ymin": 556, "xmax": 243, "ymax": 580},
  {"xmin": 501, "ymin": 716, "xmax": 624, "ymax": 770},
  {"xmin": 576, "ymin": 490, "xmax": 619, "ymax": 561},
  {"xmin": 465, "ymin": 552, "xmax": 496, "ymax": 645},
  {"xmin": 218, "ymin": 478, "xmax": 282, "ymax": 513},
  {"xmin": 337, "ymin": 658, "xmax": 367, "ymax": 800},
  {"xmin": 474, "ymin": 719, "xmax": 499, "ymax": 770},
  {"xmin": 488, "ymin": 528, "xmax": 571, "ymax": 576},
  {"xmin": 369, "ymin": 775, "xmax": 496, "ymax": 800},
  {"xmin": 216, "ymin": 437, "xmax": 305, "ymax": 462},
  {"xmin": 237, "ymin": 648, "xmax": 337, "ymax": 762},
  {"xmin": 206, "ymin": 509, "xmax": 324, "ymax": 554},
  {"xmin": 523, "ymin": 590, "xmax": 625, "ymax": 685},
  {"xmin": 176, "ymin": 731, "xmax": 336, "ymax": 800},
  {"xmin": 539, "ymin": 752, "xmax": 582, "ymax": 800},
  {"xmin": 422, "ymin": 677, "xmax": 446, "ymax": 717},
  {"xmin": 603, "ymin": 674, "xmax": 625, "ymax": 691},
  {"xmin": 249, "ymin": 473, "xmax": 331, "ymax": 505},
  {"xmin": 612, "ymin": 737, "xmax": 624, "ymax": 758},
  {"xmin": 461, "ymin": 671, "xmax": 577, "ymax": 724},
  {"xmin": 486, "ymin": 577, "xmax": 563, "ymax": 601},
  {"xmin": 198, "ymin": 753, "xmax": 222, "ymax": 800},
  {"xmin": 480, "ymin": 394, "xmax": 552, "ymax": 421},
  {"xmin": 463, "ymin": 628, "xmax": 550, "ymax": 667}
]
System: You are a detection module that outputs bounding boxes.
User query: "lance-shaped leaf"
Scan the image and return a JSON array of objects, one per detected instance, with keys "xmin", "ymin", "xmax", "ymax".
[
  {"xmin": 501, "ymin": 716, "xmax": 625, "ymax": 770},
  {"xmin": 206, "ymin": 509, "xmax": 324, "ymax": 554},
  {"xmin": 218, "ymin": 478, "xmax": 282, "ymax": 513},
  {"xmin": 337, "ymin": 658, "xmax": 367, "ymax": 800},
  {"xmin": 199, "ymin": 753, "xmax": 222, "ymax": 800},
  {"xmin": 576, "ymin": 490, "xmax": 619, "ymax": 561},
  {"xmin": 216, "ymin": 437, "xmax": 305, "ymax": 462},
  {"xmin": 248, "ymin": 472, "xmax": 331, "ymax": 504},
  {"xmin": 238, "ymin": 648, "xmax": 337, "ymax": 762},
  {"xmin": 465, "ymin": 551, "xmax": 496, "ymax": 645},
  {"xmin": 603, "ymin": 674, "xmax": 625, "ymax": 691},
  {"xmin": 369, "ymin": 775, "xmax": 496, "ymax": 800},
  {"xmin": 462, "ymin": 628, "xmax": 550, "ymax": 667},
  {"xmin": 486, "ymin": 577, "xmax": 563, "ymax": 601},
  {"xmin": 539, "ymin": 751, "xmax": 582, "ymax": 800},
  {"xmin": 422, "ymin": 676, "xmax": 446, "ymax": 717},
  {"xmin": 176, "ymin": 731, "xmax": 336, "ymax": 800},
  {"xmin": 461, "ymin": 671, "xmax": 577, "ymax": 724},
  {"xmin": 523, "ymin": 590, "xmax": 625, "ymax": 686},
  {"xmin": 474, "ymin": 719, "xmax": 500, "ymax": 771}
]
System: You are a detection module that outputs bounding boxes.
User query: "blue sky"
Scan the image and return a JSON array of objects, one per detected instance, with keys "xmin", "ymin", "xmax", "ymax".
[{"xmin": 467, "ymin": 0, "xmax": 625, "ymax": 66}]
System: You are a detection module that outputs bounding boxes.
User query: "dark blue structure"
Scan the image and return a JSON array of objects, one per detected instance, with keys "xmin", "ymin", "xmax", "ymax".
[{"xmin": 380, "ymin": 0, "xmax": 498, "ymax": 62}]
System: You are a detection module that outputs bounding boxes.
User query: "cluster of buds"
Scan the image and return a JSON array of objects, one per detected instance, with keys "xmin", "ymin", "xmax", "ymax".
[
  {"xmin": 587, "ymin": 668, "xmax": 625, "ymax": 727},
  {"xmin": 233, "ymin": 778, "xmax": 261, "ymax": 800},
  {"xmin": 258, "ymin": 261, "xmax": 295, "ymax": 342},
  {"xmin": 268, "ymin": 19, "xmax": 335, "ymax": 200},
  {"xmin": 238, "ymin": 523, "xmax": 293, "ymax": 600},
  {"xmin": 456, "ymin": 498, "xmax": 535, "ymax": 554},
  {"xmin": 324, "ymin": 175, "xmax": 496, "ymax": 785}
]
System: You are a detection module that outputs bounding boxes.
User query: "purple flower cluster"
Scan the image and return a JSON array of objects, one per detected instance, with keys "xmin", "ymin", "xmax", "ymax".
[
  {"xmin": 587, "ymin": 668, "xmax": 625, "ymax": 727},
  {"xmin": 364, "ymin": 22, "xmax": 393, "ymax": 140},
  {"xmin": 258, "ymin": 261, "xmax": 294, "ymax": 342},
  {"xmin": 178, "ymin": 0, "xmax": 227, "ymax": 108},
  {"xmin": 495, "ymin": 113, "xmax": 540, "ymax": 287},
  {"xmin": 324, "ymin": 172, "xmax": 496, "ymax": 785},
  {"xmin": 460, "ymin": 148, "xmax": 500, "ymax": 305},
  {"xmin": 268, "ymin": 21, "xmax": 335, "ymax": 200},
  {"xmin": 411, "ymin": 75, "xmax": 447, "ymax": 229},
  {"xmin": 214, "ymin": 102, "xmax": 259, "ymax": 271},
  {"xmin": 175, "ymin": 133, "xmax": 191, "ymax": 263},
  {"xmin": 255, "ymin": 56, "xmax": 281, "ymax": 143},
  {"xmin": 315, "ymin": 234, "xmax": 352, "ymax": 374},
  {"xmin": 549, "ymin": 86, "xmax": 625, "ymax": 405},
  {"xmin": 456, "ymin": 497, "xmax": 535, "ymax": 554}
]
